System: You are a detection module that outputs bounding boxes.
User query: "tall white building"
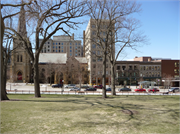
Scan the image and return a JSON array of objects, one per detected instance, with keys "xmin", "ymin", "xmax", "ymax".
[{"xmin": 84, "ymin": 19, "xmax": 114, "ymax": 85}]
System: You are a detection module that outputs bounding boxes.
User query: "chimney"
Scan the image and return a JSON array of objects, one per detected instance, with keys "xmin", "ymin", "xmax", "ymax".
[
  {"xmin": 71, "ymin": 33, "xmax": 74, "ymax": 40},
  {"xmin": 148, "ymin": 58, "xmax": 151, "ymax": 62}
]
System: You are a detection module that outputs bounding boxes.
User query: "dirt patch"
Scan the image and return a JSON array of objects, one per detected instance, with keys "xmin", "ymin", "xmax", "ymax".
[{"xmin": 121, "ymin": 109, "xmax": 138, "ymax": 115}]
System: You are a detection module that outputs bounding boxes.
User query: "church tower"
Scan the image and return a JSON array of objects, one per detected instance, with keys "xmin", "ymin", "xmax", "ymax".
[{"xmin": 10, "ymin": 5, "xmax": 31, "ymax": 83}]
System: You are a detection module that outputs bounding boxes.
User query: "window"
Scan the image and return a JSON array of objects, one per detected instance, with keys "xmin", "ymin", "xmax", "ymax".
[
  {"xmin": 122, "ymin": 66, "xmax": 126, "ymax": 70},
  {"xmin": 106, "ymin": 71, "xmax": 108, "ymax": 74},
  {"xmin": 70, "ymin": 53, "xmax": 72, "ymax": 56},
  {"xmin": 92, "ymin": 58, "xmax": 96, "ymax": 62},
  {"xmin": 53, "ymin": 46, "xmax": 54, "ymax": 48},
  {"xmin": 59, "ymin": 43, "xmax": 60, "ymax": 45},
  {"xmin": 59, "ymin": 50, "xmax": 60, "ymax": 52},
  {"xmin": 48, "ymin": 42, "xmax": 49, "ymax": 44},
  {"xmin": 152, "ymin": 66, "xmax": 154, "ymax": 70},
  {"xmin": 174, "ymin": 69, "xmax": 177, "ymax": 73},
  {"xmin": 53, "ymin": 50, "xmax": 55, "ymax": 52},
  {"xmin": 76, "ymin": 43, "xmax": 77, "ymax": 45},
  {"xmin": 62, "ymin": 46, "xmax": 63, "ymax": 49},
  {"xmin": 134, "ymin": 66, "xmax": 137, "ymax": 70},
  {"xmin": 20, "ymin": 55, "xmax": 22, "ymax": 62},
  {"xmin": 59, "ymin": 46, "xmax": 60, "ymax": 48},
  {"xmin": 70, "ymin": 46, "xmax": 72, "ymax": 49},
  {"xmin": 149, "ymin": 66, "xmax": 151, "ymax": 70},
  {"xmin": 129, "ymin": 66, "xmax": 132, "ymax": 70},
  {"xmin": 56, "ymin": 43, "xmax": 57, "ymax": 45},
  {"xmin": 117, "ymin": 66, "xmax": 120, "ymax": 70},
  {"xmin": 75, "ymin": 54, "xmax": 77, "ymax": 56},
  {"xmin": 56, "ymin": 50, "xmax": 57, "ymax": 52},
  {"xmin": 78, "ymin": 43, "xmax": 80, "ymax": 45},
  {"xmin": 146, "ymin": 66, "xmax": 148, "ymax": 70},
  {"xmin": 70, "ymin": 43, "xmax": 72, "ymax": 45},
  {"xmin": 17, "ymin": 55, "xmax": 19, "ymax": 62},
  {"xmin": 62, "ymin": 43, "xmax": 63, "ymax": 45},
  {"xmin": 53, "ymin": 43, "xmax": 54, "ymax": 45},
  {"xmin": 92, "ymin": 44, "xmax": 96, "ymax": 48},
  {"xmin": 70, "ymin": 50, "xmax": 72, "ymax": 52},
  {"xmin": 56, "ymin": 46, "xmax": 57, "ymax": 49},
  {"xmin": 91, "ymin": 24, "xmax": 96, "ymax": 28},
  {"xmin": 61, "ymin": 50, "xmax": 63, "ymax": 52},
  {"xmin": 93, "ymin": 64, "xmax": 96, "ymax": 68}
]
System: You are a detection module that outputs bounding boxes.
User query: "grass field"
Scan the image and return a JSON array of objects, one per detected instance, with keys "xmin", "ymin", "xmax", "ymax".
[{"xmin": 1, "ymin": 94, "xmax": 180, "ymax": 134}]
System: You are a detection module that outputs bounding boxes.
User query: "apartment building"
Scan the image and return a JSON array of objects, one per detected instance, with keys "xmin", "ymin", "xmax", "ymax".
[
  {"xmin": 40, "ymin": 34, "xmax": 83, "ymax": 58},
  {"xmin": 84, "ymin": 19, "xmax": 115, "ymax": 85},
  {"xmin": 115, "ymin": 57, "xmax": 161, "ymax": 86}
]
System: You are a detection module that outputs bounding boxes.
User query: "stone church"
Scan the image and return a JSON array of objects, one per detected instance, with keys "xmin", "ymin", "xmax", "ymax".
[
  {"xmin": 10, "ymin": 6, "xmax": 89, "ymax": 84},
  {"xmin": 10, "ymin": 6, "xmax": 31, "ymax": 83}
]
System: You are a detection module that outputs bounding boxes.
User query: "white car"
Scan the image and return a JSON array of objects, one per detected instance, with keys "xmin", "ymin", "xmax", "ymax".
[
  {"xmin": 69, "ymin": 87, "xmax": 80, "ymax": 91},
  {"xmin": 65, "ymin": 84, "xmax": 76, "ymax": 88}
]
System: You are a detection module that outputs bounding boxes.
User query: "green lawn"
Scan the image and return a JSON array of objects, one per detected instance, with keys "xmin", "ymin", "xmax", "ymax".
[{"xmin": 1, "ymin": 94, "xmax": 180, "ymax": 134}]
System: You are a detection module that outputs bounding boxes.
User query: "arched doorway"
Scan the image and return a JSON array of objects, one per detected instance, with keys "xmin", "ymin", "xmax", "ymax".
[{"xmin": 17, "ymin": 71, "xmax": 22, "ymax": 81}]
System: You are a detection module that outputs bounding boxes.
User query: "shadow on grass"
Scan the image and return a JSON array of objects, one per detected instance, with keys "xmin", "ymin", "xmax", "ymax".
[{"xmin": 6, "ymin": 94, "xmax": 180, "ymax": 125}]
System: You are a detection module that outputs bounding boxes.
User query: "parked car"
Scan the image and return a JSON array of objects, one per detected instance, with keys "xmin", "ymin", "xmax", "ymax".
[
  {"xmin": 69, "ymin": 87, "xmax": 80, "ymax": 91},
  {"xmin": 93, "ymin": 85, "xmax": 103, "ymax": 89},
  {"xmin": 64, "ymin": 84, "xmax": 76, "ymax": 88},
  {"xmin": 106, "ymin": 88, "xmax": 111, "ymax": 91},
  {"xmin": 84, "ymin": 87, "xmax": 97, "ymax": 91},
  {"xmin": 52, "ymin": 84, "xmax": 62, "ymax": 88},
  {"xmin": 134, "ymin": 88, "xmax": 146, "ymax": 92},
  {"xmin": 148, "ymin": 88, "xmax": 159, "ymax": 93},
  {"xmin": 81, "ymin": 85, "xmax": 89, "ymax": 88},
  {"xmin": 118, "ymin": 87, "xmax": 131, "ymax": 92},
  {"xmin": 168, "ymin": 88, "xmax": 180, "ymax": 93}
]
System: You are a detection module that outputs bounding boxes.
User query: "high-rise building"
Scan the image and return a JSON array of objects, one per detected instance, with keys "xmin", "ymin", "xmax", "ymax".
[
  {"xmin": 40, "ymin": 34, "xmax": 83, "ymax": 58},
  {"xmin": 84, "ymin": 19, "xmax": 114, "ymax": 85}
]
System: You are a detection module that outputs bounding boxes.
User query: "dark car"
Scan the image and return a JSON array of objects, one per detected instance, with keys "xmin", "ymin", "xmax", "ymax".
[
  {"xmin": 84, "ymin": 87, "xmax": 97, "ymax": 91},
  {"xmin": 118, "ymin": 87, "xmax": 131, "ymax": 92},
  {"xmin": 134, "ymin": 88, "xmax": 146, "ymax": 92},
  {"xmin": 106, "ymin": 88, "xmax": 111, "ymax": 91},
  {"xmin": 52, "ymin": 84, "xmax": 62, "ymax": 88},
  {"xmin": 81, "ymin": 85, "xmax": 89, "ymax": 88},
  {"xmin": 168, "ymin": 88, "xmax": 180, "ymax": 93},
  {"xmin": 148, "ymin": 88, "xmax": 159, "ymax": 93},
  {"xmin": 93, "ymin": 85, "xmax": 103, "ymax": 89}
]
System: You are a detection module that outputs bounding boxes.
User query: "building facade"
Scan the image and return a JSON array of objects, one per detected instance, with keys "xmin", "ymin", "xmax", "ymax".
[
  {"xmin": 10, "ymin": 6, "xmax": 31, "ymax": 83},
  {"xmin": 40, "ymin": 34, "xmax": 83, "ymax": 58},
  {"xmin": 84, "ymin": 19, "xmax": 114, "ymax": 85}
]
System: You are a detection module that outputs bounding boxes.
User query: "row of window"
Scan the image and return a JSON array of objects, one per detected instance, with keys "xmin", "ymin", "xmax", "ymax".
[
  {"xmin": 141, "ymin": 66, "xmax": 160, "ymax": 71},
  {"xmin": 117, "ymin": 65, "xmax": 137, "ymax": 70},
  {"xmin": 53, "ymin": 42, "xmax": 81, "ymax": 45}
]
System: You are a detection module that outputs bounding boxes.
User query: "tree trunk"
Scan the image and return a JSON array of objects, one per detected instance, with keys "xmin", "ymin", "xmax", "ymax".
[
  {"xmin": 102, "ymin": 54, "xmax": 107, "ymax": 98},
  {"xmin": 111, "ymin": 64, "xmax": 116, "ymax": 95},
  {"xmin": 1, "ymin": 14, "xmax": 9, "ymax": 100},
  {"xmin": 33, "ymin": 56, "xmax": 41, "ymax": 97}
]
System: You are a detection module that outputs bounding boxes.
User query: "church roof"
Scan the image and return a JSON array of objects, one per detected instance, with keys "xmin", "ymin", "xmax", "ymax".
[
  {"xmin": 75, "ymin": 57, "xmax": 87, "ymax": 63},
  {"xmin": 39, "ymin": 53, "xmax": 67, "ymax": 64}
]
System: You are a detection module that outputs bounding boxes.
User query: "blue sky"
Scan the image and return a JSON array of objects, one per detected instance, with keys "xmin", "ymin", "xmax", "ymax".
[
  {"xmin": 118, "ymin": 0, "xmax": 180, "ymax": 60},
  {"xmin": 70, "ymin": 0, "xmax": 180, "ymax": 61}
]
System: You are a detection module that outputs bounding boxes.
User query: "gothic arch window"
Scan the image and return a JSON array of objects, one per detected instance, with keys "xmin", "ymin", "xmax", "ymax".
[
  {"xmin": 20, "ymin": 55, "xmax": 22, "ymax": 62},
  {"xmin": 17, "ymin": 55, "xmax": 19, "ymax": 62}
]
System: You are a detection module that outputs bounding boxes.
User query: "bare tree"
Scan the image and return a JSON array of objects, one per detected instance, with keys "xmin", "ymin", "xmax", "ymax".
[
  {"xmin": 87, "ymin": 0, "xmax": 146, "ymax": 97},
  {"xmin": 5, "ymin": 0, "xmax": 88, "ymax": 97},
  {"xmin": 162, "ymin": 73, "xmax": 173, "ymax": 89},
  {"xmin": 1, "ymin": 1, "xmax": 32, "ymax": 100}
]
